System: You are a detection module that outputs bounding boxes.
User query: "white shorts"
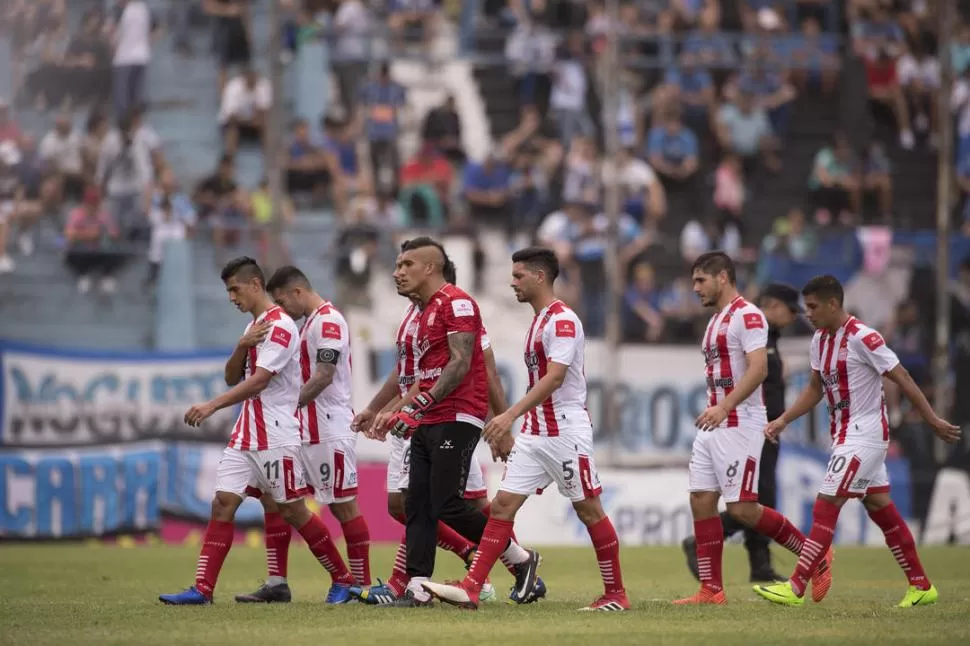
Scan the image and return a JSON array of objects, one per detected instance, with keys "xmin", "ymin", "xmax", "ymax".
[
  {"xmin": 217, "ymin": 445, "xmax": 307, "ymax": 504},
  {"xmin": 818, "ymin": 442, "xmax": 890, "ymax": 498},
  {"xmin": 301, "ymin": 437, "xmax": 360, "ymax": 504},
  {"xmin": 499, "ymin": 431, "xmax": 602, "ymax": 503},
  {"xmin": 386, "ymin": 435, "xmax": 487, "ymax": 500},
  {"xmin": 688, "ymin": 421, "xmax": 764, "ymax": 503}
]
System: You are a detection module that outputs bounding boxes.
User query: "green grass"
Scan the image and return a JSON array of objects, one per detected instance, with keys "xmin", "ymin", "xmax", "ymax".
[{"xmin": 1, "ymin": 543, "xmax": 968, "ymax": 645}]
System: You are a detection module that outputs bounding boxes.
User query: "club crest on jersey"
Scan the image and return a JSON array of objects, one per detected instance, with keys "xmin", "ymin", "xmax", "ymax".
[
  {"xmin": 838, "ymin": 346, "xmax": 849, "ymax": 360},
  {"xmin": 270, "ymin": 326, "xmax": 292, "ymax": 348},
  {"xmin": 427, "ymin": 310, "xmax": 437, "ymax": 327}
]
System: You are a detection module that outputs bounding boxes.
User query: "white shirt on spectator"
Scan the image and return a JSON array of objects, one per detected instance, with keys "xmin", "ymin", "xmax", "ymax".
[
  {"xmin": 39, "ymin": 130, "xmax": 83, "ymax": 175},
  {"xmin": 601, "ymin": 157, "xmax": 658, "ymax": 196},
  {"xmin": 334, "ymin": 0, "xmax": 371, "ymax": 62},
  {"xmin": 681, "ymin": 219, "xmax": 741, "ymax": 262},
  {"xmin": 897, "ymin": 55, "xmax": 940, "ymax": 88},
  {"xmin": 219, "ymin": 76, "xmax": 272, "ymax": 124},
  {"xmin": 113, "ymin": 0, "xmax": 152, "ymax": 66},
  {"xmin": 951, "ymin": 79, "xmax": 970, "ymax": 137},
  {"xmin": 97, "ymin": 129, "xmax": 155, "ymax": 196},
  {"xmin": 148, "ymin": 205, "xmax": 187, "ymax": 264},
  {"xmin": 537, "ymin": 210, "xmax": 572, "ymax": 246},
  {"xmin": 505, "ymin": 24, "xmax": 556, "ymax": 75},
  {"xmin": 550, "ymin": 59, "xmax": 587, "ymax": 112}
]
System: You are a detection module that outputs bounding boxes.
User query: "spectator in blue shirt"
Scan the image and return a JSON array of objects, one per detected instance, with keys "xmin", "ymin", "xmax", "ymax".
[
  {"xmin": 791, "ymin": 16, "xmax": 840, "ymax": 96},
  {"xmin": 735, "ymin": 55, "xmax": 797, "ymax": 139},
  {"xmin": 683, "ymin": 11, "xmax": 737, "ymax": 69},
  {"xmin": 664, "ymin": 53, "xmax": 715, "ymax": 121},
  {"xmin": 463, "ymin": 150, "xmax": 512, "ymax": 230},
  {"xmin": 646, "ymin": 107, "xmax": 701, "ymax": 208},
  {"xmin": 357, "ymin": 62, "xmax": 407, "ymax": 192},
  {"xmin": 623, "ymin": 260, "xmax": 664, "ymax": 343}
]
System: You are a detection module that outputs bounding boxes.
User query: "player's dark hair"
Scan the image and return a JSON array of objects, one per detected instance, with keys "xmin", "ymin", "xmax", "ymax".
[
  {"xmin": 400, "ymin": 236, "xmax": 451, "ymax": 277},
  {"xmin": 691, "ymin": 251, "xmax": 736, "ymax": 285},
  {"xmin": 512, "ymin": 246, "xmax": 560, "ymax": 282},
  {"xmin": 443, "ymin": 259, "xmax": 457, "ymax": 285},
  {"xmin": 221, "ymin": 256, "xmax": 265, "ymax": 288},
  {"xmin": 266, "ymin": 265, "xmax": 312, "ymax": 292},
  {"xmin": 801, "ymin": 274, "xmax": 844, "ymax": 306}
]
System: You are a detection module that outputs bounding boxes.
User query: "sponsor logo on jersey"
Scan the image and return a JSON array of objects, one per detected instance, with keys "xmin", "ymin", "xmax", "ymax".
[
  {"xmin": 743, "ymin": 313, "xmax": 764, "ymax": 330},
  {"xmin": 321, "ymin": 322, "xmax": 342, "ymax": 340},
  {"xmin": 555, "ymin": 319, "xmax": 576, "ymax": 338},
  {"xmin": 270, "ymin": 326, "xmax": 292, "ymax": 348},
  {"xmin": 862, "ymin": 332, "xmax": 885, "ymax": 351},
  {"xmin": 418, "ymin": 367, "xmax": 443, "ymax": 380},
  {"xmin": 451, "ymin": 298, "xmax": 474, "ymax": 318}
]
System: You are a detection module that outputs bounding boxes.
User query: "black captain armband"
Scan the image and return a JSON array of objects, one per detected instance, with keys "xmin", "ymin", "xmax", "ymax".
[{"xmin": 316, "ymin": 348, "xmax": 341, "ymax": 365}]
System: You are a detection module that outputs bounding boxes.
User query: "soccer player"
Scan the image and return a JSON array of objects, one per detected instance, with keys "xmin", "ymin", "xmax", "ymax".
[
  {"xmin": 159, "ymin": 257, "xmax": 356, "ymax": 605},
  {"xmin": 232, "ymin": 266, "xmax": 371, "ymax": 604},
  {"xmin": 350, "ymin": 253, "xmax": 544, "ymax": 605},
  {"xmin": 754, "ymin": 275, "xmax": 960, "ymax": 608},
  {"xmin": 674, "ymin": 252, "xmax": 823, "ymax": 605},
  {"xmin": 422, "ymin": 247, "xmax": 629, "ymax": 611},
  {"xmin": 682, "ymin": 283, "xmax": 802, "ymax": 583},
  {"xmin": 375, "ymin": 237, "xmax": 541, "ymax": 607}
]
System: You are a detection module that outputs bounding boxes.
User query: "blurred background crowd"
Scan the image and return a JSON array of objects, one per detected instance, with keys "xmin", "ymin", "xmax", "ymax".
[{"xmin": 0, "ymin": 0, "xmax": 969, "ymax": 432}]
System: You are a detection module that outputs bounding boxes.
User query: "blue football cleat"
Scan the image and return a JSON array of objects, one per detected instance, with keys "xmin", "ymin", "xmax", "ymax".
[
  {"xmin": 325, "ymin": 582, "xmax": 353, "ymax": 604},
  {"xmin": 508, "ymin": 576, "xmax": 547, "ymax": 604},
  {"xmin": 159, "ymin": 586, "xmax": 211, "ymax": 605},
  {"xmin": 349, "ymin": 579, "xmax": 399, "ymax": 605}
]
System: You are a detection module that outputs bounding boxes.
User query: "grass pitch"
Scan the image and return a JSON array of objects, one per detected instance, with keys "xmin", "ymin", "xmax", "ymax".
[{"xmin": 0, "ymin": 543, "xmax": 967, "ymax": 646}]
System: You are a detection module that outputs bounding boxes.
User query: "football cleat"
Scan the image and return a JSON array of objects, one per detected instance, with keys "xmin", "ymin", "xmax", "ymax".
[
  {"xmin": 159, "ymin": 586, "xmax": 211, "ymax": 605},
  {"xmin": 349, "ymin": 580, "xmax": 398, "ymax": 605},
  {"xmin": 479, "ymin": 582, "xmax": 497, "ymax": 603},
  {"xmin": 898, "ymin": 584, "xmax": 938, "ymax": 608},
  {"xmin": 508, "ymin": 576, "xmax": 546, "ymax": 604},
  {"xmin": 579, "ymin": 593, "xmax": 630, "ymax": 612},
  {"xmin": 382, "ymin": 588, "xmax": 434, "ymax": 608},
  {"xmin": 421, "ymin": 580, "xmax": 479, "ymax": 610},
  {"xmin": 509, "ymin": 549, "xmax": 542, "ymax": 604},
  {"xmin": 673, "ymin": 586, "xmax": 727, "ymax": 605},
  {"xmin": 234, "ymin": 582, "xmax": 291, "ymax": 603},
  {"xmin": 325, "ymin": 583, "xmax": 353, "ymax": 604},
  {"xmin": 810, "ymin": 548, "xmax": 834, "ymax": 603},
  {"xmin": 753, "ymin": 581, "xmax": 804, "ymax": 607}
]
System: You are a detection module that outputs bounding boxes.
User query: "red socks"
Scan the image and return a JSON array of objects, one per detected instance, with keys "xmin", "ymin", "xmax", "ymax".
[
  {"xmin": 264, "ymin": 512, "xmax": 291, "ymax": 579},
  {"xmin": 588, "ymin": 517, "xmax": 625, "ymax": 595},
  {"xmin": 753, "ymin": 507, "xmax": 806, "ymax": 555},
  {"xmin": 436, "ymin": 520, "xmax": 476, "ymax": 560},
  {"xmin": 694, "ymin": 517, "xmax": 725, "ymax": 593},
  {"xmin": 298, "ymin": 514, "xmax": 354, "ymax": 586},
  {"xmin": 791, "ymin": 498, "xmax": 841, "ymax": 596},
  {"xmin": 194, "ymin": 520, "xmax": 234, "ymax": 598},
  {"xmin": 869, "ymin": 503, "xmax": 931, "ymax": 590},
  {"xmin": 465, "ymin": 518, "xmax": 514, "ymax": 590},
  {"xmin": 482, "ymin": 503, "xmax": 519, "ymax": 576},
  {"xmin": 341, "ymin": 515, "xmax": 372, "ymax": 585},
  {"xmin": 386, "ymin": 538, "xmax": 409, "ymax": 597}
]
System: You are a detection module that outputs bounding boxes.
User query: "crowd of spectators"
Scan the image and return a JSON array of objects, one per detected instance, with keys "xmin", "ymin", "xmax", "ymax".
[{"xmin": 0, "ymin": 0, "xmax": 962, "ymax": 377}]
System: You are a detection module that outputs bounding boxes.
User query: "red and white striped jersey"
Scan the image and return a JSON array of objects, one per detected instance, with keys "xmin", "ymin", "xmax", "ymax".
[
  {"xmin": 395, "ymin": 301, "xmax": 492, "ymax": 399},
  {"xmin": 521, "ymin": 300, "xmax": 591, "ymax": 437},
  {"xmin": 701, "ymin": 296, "xmax": 768, "ymax": 428},
  {"xmin": 228, "ymin": 306, "xmax": 302, "ymax": 451},
  {"xmin": 809, "ymin": 316, "xmax": 899, "ymax": 446},
  {"xmin": 298, "ymin": 301, "xmax": 353, "ymax": 444}
]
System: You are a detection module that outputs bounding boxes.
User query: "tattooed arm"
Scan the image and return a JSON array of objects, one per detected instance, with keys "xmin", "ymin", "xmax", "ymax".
[
  {"xmin": 427, "ymin": 332, "xmax": 475, "ymax": 403},
  {"xmin": 299, "ymin": 363, "xmax": 337, "ymax": 407}
]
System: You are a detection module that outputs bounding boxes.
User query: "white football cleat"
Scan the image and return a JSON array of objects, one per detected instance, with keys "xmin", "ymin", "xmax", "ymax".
[{"xmin": 420, "ymin": 581, "xmax": 479, "ymax": 609}]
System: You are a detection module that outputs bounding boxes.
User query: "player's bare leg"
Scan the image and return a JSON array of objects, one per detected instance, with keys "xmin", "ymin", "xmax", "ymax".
[
  {"xmin": 275, "ymin": 498, "xmax": 357, "ymax": 603},
  {"xmin": 235, "ymin": 494, "xmax": 293, "ymax": 603},
  {"xmin": 160, "ymin": 491, "xmax": 244, "ymax": 604},
  {"xmin": 330, "ymin": 499, "xmax": 372, "ymax": 586},
  {"xmin": 422, "ymin": 491, "xmax": 542, "ymax": 610},
  {"xmin": 861, "ymin": 492, "xmax": 936, "ymax": 607},
  {"xmin": 573, "ymin": 496, "xmax": 629, "ymax": 612},
  {"xmin": 673, "ymin": 491, "xmax": 728, "ymax": 605}
]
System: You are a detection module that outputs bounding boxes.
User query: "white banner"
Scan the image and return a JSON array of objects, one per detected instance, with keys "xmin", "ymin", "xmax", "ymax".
[{"xmin": 0, "ymin": 342, "xmax": 237, "ymax": 447}]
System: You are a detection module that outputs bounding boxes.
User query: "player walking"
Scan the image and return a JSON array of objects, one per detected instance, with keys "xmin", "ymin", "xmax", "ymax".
[
  {"xmin": 754, "ymin": 275, "xmax": 960, "ymax": 608},
  {"xmin": 231, "ymin": 266, "xmax": 371, "ymax": 604},
  {"xmin": 159, "ymin": 257, "xmax": 355, "ymax": 605},
  {"xmin": 422, "ymin": 247, "xmax": 629, "ymax": 611},
  {"xmin": 674, "ymin": 252, "xmax": 825, "ymax": 605},
  {"xmin": 375, "ymin": 237, "xmax": 541, "ymax": 607},
  {"xmin": 350, "ymin": 254, "xmax": 543, "ymax": 605}
]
